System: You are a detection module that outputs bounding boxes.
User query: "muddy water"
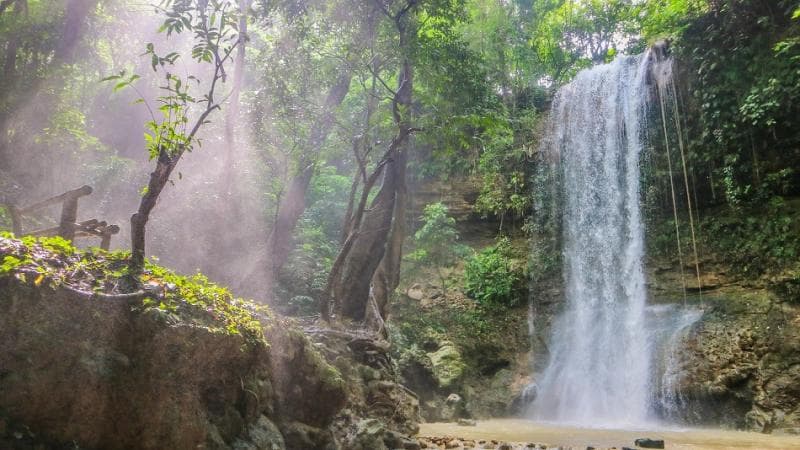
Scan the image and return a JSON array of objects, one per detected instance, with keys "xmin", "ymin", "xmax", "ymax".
[{"xmin": 419, "ymin": 419, "xmax": 800, "ymax": 449}]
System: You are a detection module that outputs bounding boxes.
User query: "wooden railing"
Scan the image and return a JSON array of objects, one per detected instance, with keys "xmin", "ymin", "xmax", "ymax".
[{"xmin": 5, "ymin": 185, "xmax": 120, "ymax": 250}]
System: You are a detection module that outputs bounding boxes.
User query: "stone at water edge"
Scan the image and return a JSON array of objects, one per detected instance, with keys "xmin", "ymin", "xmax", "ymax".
[
  {"xmin": 445, "ymin": 438, "xmax": 462, "ymax": 448},
  {"xmin": 457, "ymin": 418, "xmax": 477, "ymax": 426},
  {"xmin": 634, "ymin": 438, "xmax": 665, "ymax": 449}
]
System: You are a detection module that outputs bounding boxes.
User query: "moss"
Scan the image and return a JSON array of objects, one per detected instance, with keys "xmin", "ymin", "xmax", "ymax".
[
  {"xmin": 427, "ymin": 341, "xmax": 465, "ymax": 388},
  {"xmin": 138, "ymin": 263, "xmax": 270, "ymax": 345},
  {"xmin": 0, "ymin": 233, "xmax": 270, "ymax": 345}
]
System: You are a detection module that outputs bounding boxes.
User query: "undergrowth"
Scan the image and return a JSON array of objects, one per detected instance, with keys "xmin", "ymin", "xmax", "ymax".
[
  {"xmin": 0, "ymin": 233, "xmax": 269, "ymax": 344},
  {"xmin": 647, "ymin": 197, "xmax": 800, "ymax": 277}
]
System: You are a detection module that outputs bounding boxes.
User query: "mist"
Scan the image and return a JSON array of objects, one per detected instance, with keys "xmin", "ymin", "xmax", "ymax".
[{"xmin": 0, "ymin": 0, "xmax": 356, "ymax": 303}]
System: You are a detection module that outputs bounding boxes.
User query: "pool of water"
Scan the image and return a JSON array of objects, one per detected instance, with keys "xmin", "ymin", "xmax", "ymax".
[{"xmin": 418, "ymin": 419, "xmax": 800, "ymax": 449}]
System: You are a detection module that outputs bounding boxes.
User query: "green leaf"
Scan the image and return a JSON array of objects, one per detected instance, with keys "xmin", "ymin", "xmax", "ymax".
[{"xmin": 112, "ymin": 81, "xmax": 129, "ymax": 92}]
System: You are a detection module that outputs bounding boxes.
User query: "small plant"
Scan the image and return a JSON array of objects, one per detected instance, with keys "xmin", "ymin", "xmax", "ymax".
[
  {"xmin": 407, "ymin": 202, "xmax": 469, "ymax": 298},
  {"xmin": 38, "ymin": 236, "xmax": 76, "ymax": 256},
  {"xmin": 464, "ymin": 237, "xmax": 523, "ymax": 306},
  {"xmin": 0, "ymin": 255, "xmax": 28, "ymax": 275}
]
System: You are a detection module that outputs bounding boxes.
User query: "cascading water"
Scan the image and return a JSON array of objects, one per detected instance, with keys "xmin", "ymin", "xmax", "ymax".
[
  {"xmin": 649, "ymin": 304, "xmax": 703, "ymax": 422},
  {"xmin": 526, "ymin": 50, "xmax": 701, "ymax": 427}
]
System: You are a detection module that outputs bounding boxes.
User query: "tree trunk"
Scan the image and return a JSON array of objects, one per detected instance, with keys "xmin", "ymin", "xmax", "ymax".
[
  {"xmin": 370, "ymin": 46, "xmax": 413, "ymax": 322},
  {"xmin": 329, "ymin": 63, "xmax": 413, "ymax": 321},
  {"xmin": 331, "ymin": 145, "xmax": 399, "ymax": 321},
  {"xmin": 342, "ymin": 65, "xmax": 380, "ymax": 243},
  {"xmin": 221, "ymin": 0, "xmax": 250, "ymax": 193},
  {"xmin": 0, "ymin": 1, "xmax": 26, "ymax": 167},
  {"xmin": 3, "ymin": 32, "xmax": 18, "ymax": 79},
  {"xmin": 55, "ymin": 0, "xmax": 97, "ymax": 63},
  {"xmin": 327, "ymin": 3, "xmax": 416, "ymax": 323},
  {"xmin": 260, "ymin": 69, "xmax": 353, "ymax": 296},
  {"xmin": 129, "ymin": 152, "xmax": 177, "ymax": 276}
]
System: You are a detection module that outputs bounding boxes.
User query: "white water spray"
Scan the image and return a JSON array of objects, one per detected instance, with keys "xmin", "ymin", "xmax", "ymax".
[{"xmin": 528, "ymin": 52, "xmax": 654, "ymax": 427}]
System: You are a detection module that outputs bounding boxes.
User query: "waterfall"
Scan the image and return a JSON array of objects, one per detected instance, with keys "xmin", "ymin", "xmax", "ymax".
[
  {"xmin": 650, "ymin": 304, "xmax": 703, "ymax": 422},
  {"xmin": 526, "ymin": 51, "xmax": 655, "ymax": 427}
]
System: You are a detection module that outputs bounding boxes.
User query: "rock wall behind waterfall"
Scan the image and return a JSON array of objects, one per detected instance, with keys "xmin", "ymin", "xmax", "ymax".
[{"xmin": 647, "ymin": 256, "xmax": 800, "ymax": 433}]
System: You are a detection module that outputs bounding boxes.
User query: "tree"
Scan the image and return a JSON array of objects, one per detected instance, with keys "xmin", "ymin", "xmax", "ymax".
[
  {"xmin": 233, "ymin": 0, "xmax": 381, "ymax": 300},
  {"xmin": 325, "ymin": 0, "xmax": 420, "ymax": 324},
  {"xmin": 0, "ymin": 0, "xmax": 100, "ymax": 180},
  {"xmin": 111, "ymin": 0, "xmax": 241, "ymax": 278},
  {"xmin": 529, "ymin": 0, "xmax": 642, "ymax": 82}
]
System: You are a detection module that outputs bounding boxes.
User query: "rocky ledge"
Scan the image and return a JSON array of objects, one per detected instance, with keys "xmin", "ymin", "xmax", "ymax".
[{"xmin": 0, "ymin": 235, "xmax": 420, "ymax": 449}]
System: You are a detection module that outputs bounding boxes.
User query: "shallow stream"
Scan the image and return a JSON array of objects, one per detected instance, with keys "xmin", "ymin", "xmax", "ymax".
[{"xmin": 419, "ymin": 419, "xmax": 800, "ymax": 449}]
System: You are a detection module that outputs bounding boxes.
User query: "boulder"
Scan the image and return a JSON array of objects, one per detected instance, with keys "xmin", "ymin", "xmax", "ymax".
[
  {"xmin": 0, "ymin": 280, "xmax": 270, "ymax": 450},
  {"xmin": 441, "ymin": 393, "xmax": 466, "ymax": 421},
  {"xmin": 279, "ymin": 421, "xmax": 335, "ymax": 450},
  {"xmin": 233, "ymin": 416, "xmax": 285, "ymax": 450},
  {"xmin": 457, "ymin": 418, "xmax": 477, "ymax": 427},
  {"xmin": 351, "ymin": 419, "xmax": 388, "ymax": 450},
  {"xmin": 427, "ymin": 342, "xmax": 465, "ymax": 388},
  {"xmin": 634, "ymin": 438, "xmax": 665, "ymax": 449},
  {"xmin": 0, "ymin": 277, "xmax": 347, "ymax": 450}
]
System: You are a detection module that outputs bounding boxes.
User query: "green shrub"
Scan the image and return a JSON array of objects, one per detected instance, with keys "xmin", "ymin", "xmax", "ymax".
[
  {"xmin": 464, "ymin": 237, "xmax": 523, "ymax": 306},
  {"xmin": 407, "ymin": 202, "xmax": 469, "ymax": 297}
]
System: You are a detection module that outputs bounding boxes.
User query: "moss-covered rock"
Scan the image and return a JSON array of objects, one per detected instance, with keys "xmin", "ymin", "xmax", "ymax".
[
  {"xmin": 0, "ymin": 277, "xmax": 272, "ymax": 449},
  {"xmin": 428, "ymin": 341, "xmax": 466, "ymax": 388},
  {"xmin": 266, "ymin": 326, "xmax": 347, "ymax": 428},
  {"xmin": 0, "ymin": 235, "xmax": 351, "ymax": 450},
  {"xmin": 233, "ymin": 416, "xmax": 286, "ymax": 450}
]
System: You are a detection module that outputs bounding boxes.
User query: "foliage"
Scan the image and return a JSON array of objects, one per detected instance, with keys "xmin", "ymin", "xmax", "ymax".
[
  {"xmin": 528, "ymin": 0, "xmax": 643, "ymax": 83},
  {"xmin": 473, "ymin": 114, "xmax": 535, "ymax": 229},
  {"xmin": 278, "ymin": 166, "xmax": 351, "ymax": 302},
  {"xmin": 672, "ymin": 0, "xmax": 800, "ymax": 206},
  {"xmin": 647, "ymin": 196, "xmax": 800, "ymax": 280},
  {"xmin": 464, "ymin": 236, "xmax": 524, "ymax": 306},
  {"xmin": 407, "ymin": 202, "xmax": 469, "ymax": 296},
  {"xmin": 0, "ymin": 0, "xmax": 138, "ymax": 202},
  {"xmin": 0, "ymin": 233, "xmax": 268, "ymax": 343},
  {"xmin": 408, "ymin": 203, "xmax": 467, "ymax": 269},
  {"xmin": 4, "ymin": 0, "xmax": 800, "ymax": 328},
  {"xmin": 140, "ymin": 263, "xmax": 267, "ymax": 341},
  {"xmin": 639, "ymin": 0, "xmax": 708, "ymax": 43},
  {"xmin": 0, "ymin": 206, "xmax": 11, "ymax": 230},
  {"xmin": 37, "ymin": 235, "xmax": 76, "ymax": 256},
  {"xmin": 528, "ymin": 238, "xmax": 560, "ymax": 282},
  {"xmin": 701, "ymin": 197, "xmax": 800, "ymax": 277},
  {"xmin": 105, "ymin": 0, "xmax": 241, "ymax": 162}
]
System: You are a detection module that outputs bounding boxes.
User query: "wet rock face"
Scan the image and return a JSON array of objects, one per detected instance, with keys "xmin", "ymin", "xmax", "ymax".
[
  {"xmin": 668, "ymin": 299, "xmax": 800, "ymax": 432},
  {"xmin": 266, "ymin": 328, "xmax": 347, "ymax": 429},
  {"xmin": 306, "ymin": 328, "xmax": 421, "ymax": 448},
  {"xmin": 0, "ymin": 279, "xmax": 347, "ymax": 450}
]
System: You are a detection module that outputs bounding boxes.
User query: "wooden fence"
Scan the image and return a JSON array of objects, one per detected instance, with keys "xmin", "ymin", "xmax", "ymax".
[{"xmin": 6, "ymin": 185, "xmax": 119, "ymax": 250}]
